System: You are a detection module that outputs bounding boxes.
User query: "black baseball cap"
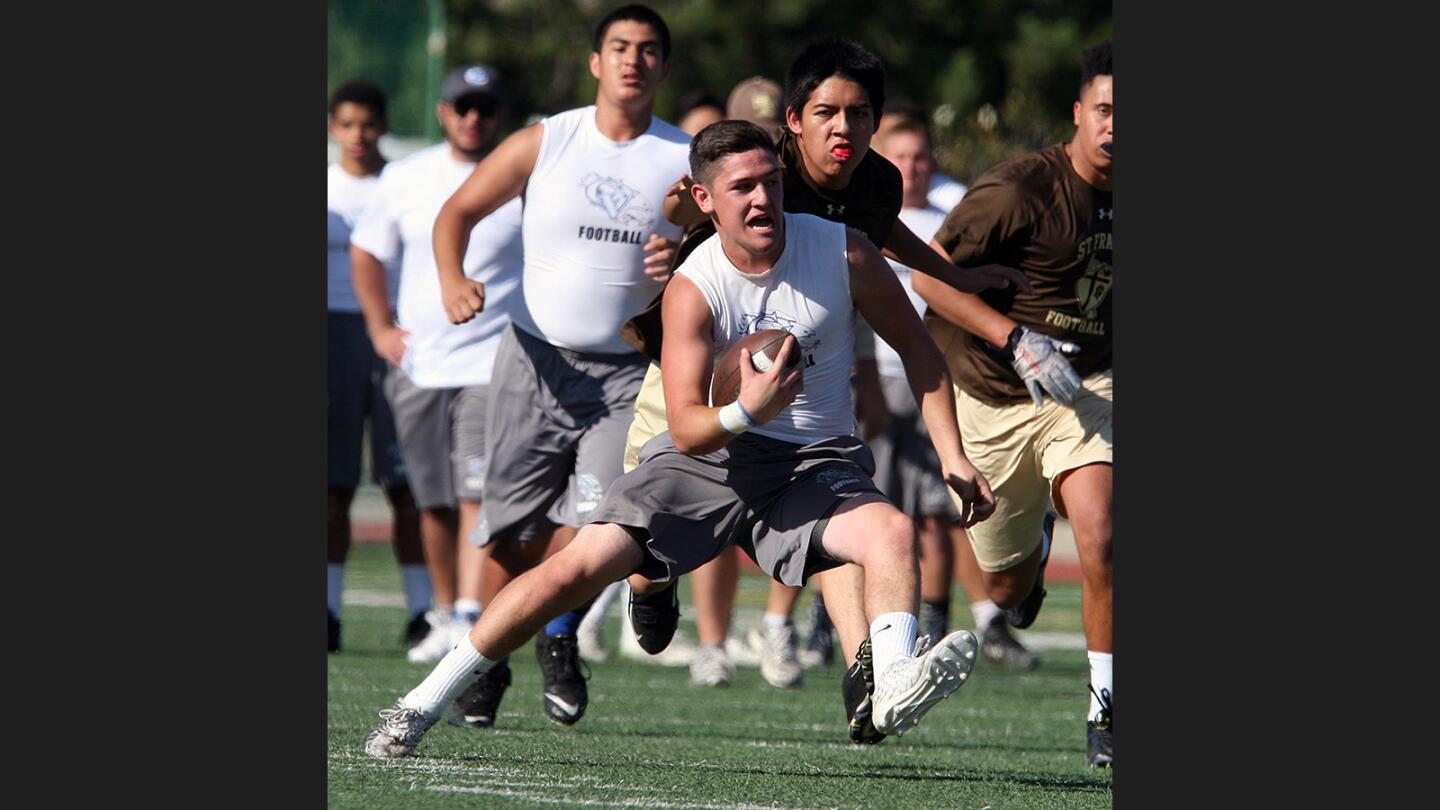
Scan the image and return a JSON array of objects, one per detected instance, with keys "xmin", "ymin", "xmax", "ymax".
[{"xmin": 441, "ymin": 63, "xmax": 505, "ymax": 104}]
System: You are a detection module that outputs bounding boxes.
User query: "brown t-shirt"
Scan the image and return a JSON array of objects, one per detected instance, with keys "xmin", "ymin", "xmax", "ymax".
[
  {"xmin": 620, "ymin": 132, "xmax": 903, "ymax": 360},
  {"xmin": 928, "ymin": 143, "xmax": 1113, "ymax": 404}
]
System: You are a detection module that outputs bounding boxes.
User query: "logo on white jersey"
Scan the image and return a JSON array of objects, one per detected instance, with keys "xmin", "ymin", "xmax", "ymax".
[
  {"xmin": 580, "ymin": 173, "xmax": 653, "ymax": 228},
  {"xmin": 736, "ymin": 312, "xmax": 821, "ymax": 368}
]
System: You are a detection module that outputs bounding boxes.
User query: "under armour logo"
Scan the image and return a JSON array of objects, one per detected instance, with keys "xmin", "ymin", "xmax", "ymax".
[
  {"xmin": 1098, "ymin": 208, "xmax": 1113, "ymax": 220},
  {"xmin": 826, "ymin": 203, "xmax": 846, "ymax": 216}
]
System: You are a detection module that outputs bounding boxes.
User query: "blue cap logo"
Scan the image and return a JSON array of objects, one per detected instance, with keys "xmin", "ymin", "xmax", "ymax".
[{"xmin": 464, "ymin": 66, "xmax": 493, "ymax": 87}]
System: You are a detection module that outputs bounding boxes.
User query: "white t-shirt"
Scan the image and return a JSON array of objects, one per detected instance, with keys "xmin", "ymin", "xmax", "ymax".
[
  {"xmin": 876, "ymin": 204, "xmax": 949, "ymax": 379},
  {"xmin": 327, "ymin": 163, "xmax": 398, "ymax": 313},
  {"xmin": 350, "ymin": 143, "xmax": 525, "ymax": 388},
  {"xmin": 927, "ymin": 173, "xmax": 968, "ymax": 216},
  {"xmin": 676, "ymin": 213, "xmax": 855, "ymax": 445},
  {"xmin": 514, "ymin": 106, "xmax": 690, "ymax": 354}
]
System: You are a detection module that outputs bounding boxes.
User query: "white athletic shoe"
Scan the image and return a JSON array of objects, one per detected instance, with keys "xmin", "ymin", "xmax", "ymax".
[
  {"xmin": 726, "ymin": 633, "xmax": 763, "ymax": 667},
  {"xmin": 406, "ymin": 610, "xmax": 466, "ymax": 664},
  {"xmin": 870, "ymin": 629, "xmax": 979, "ymax": 737},
  {"xmin": 364, "ymin": 701, "xmax": 438, "ymax": 759},
  {"xmin": 748, "ymin": 623, "xmax": 803, "ymax": 688},
  {"xmin": 577, "ymin": 610, "xmax": 610, "ymax": 663},
  {"xmin": 619, "ymin": 608, "xmax": 697, "ymax": 666},
  {"xmin": 796, "ymin": 645, "xmax": 826, "ymax": 670},
  {"xmin": 688, "ymin": 643, "xmax": 735, "ymax": 687}
]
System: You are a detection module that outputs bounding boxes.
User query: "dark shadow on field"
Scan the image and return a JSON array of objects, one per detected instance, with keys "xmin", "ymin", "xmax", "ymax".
[{"xmin": 442, "ymin": 747, "xmax": 1111, "ymax": 792}]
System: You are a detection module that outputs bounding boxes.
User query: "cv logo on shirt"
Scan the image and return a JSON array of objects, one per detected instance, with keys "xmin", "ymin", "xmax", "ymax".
[
  {"xmin": 737, "ymin": 312, "xmax": 821, "ymax": 368},
  {"xmin": 580, "ymin": 173, "xmax": 653, "ymax": 228}
]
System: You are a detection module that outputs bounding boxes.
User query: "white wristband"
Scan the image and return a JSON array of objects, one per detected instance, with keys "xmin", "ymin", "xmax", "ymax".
[{"xmin": 718, "ymin": 401, "xmax": 756, "ymax": 434}]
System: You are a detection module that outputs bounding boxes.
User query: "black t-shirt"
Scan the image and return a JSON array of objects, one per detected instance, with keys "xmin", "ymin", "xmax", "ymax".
[
  {"xmin": 928, "ymin": 143, "xmax": 1113, "ymax": 403},
  {"xmin": 621, "ymin": 132, "xmax": 903, "ymax": 360}
]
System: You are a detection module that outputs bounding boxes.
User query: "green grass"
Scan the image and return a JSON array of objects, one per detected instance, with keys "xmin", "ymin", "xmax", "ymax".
[{"xmin": 329, "ymin": 544, "xmax": 1111, "ymax": 809}]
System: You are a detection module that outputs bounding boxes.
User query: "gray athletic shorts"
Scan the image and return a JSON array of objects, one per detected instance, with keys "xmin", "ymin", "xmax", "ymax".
[
  {"xmin": 384, "ymin": 369, "xmax": 489, "ymax": 511},
  {"xmin": 868, "ymin": 375, "xmax": 959, "ymax": 520},
  {"xmin": 328, "ymin": 312, "xmax": 406, "ymax": 489},
  {"xmin": 588, "ymin": 431, "xmax": 884, "ymax": 587},
  {"xmin": 478, "ymin": 324, "xmax": 649, "ymax": 546}
]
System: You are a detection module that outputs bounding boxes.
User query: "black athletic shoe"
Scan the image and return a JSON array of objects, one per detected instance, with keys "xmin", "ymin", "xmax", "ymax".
[
  {"xmin": 403, "ymin": 612, "xmax": 431, "ymax": 649},
  {"xmin": 629, "ymin": 580, "xmax": 680, "ymax": 655},
  {"xmin": 447, "ymin": 658, "xmax": 512, "ymax": 728},
  {"xmin": 841, "ymin": 639, "xmax": 886, "ymax": 745},
  {"xmin": 1005, "ymin": 511, "xmax": 1055, "ymax": 630},
  {"xmin": 980, "ymin": 616, "xmax": 1040, "ymax": 670},
  {"xmin": 1087, "ymin": 686, "xmax": 1113, "ymax": 768},
  {"xmin": 328, "ymin": 610, "xmax": 341, "ymax": 653},
  {"xmin": 536, "ymin": 633, "xmax": 590, "ymax": 725}
]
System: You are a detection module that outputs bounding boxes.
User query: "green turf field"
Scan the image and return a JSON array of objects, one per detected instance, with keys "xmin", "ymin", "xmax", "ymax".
[{"xmin": 329, "ymin": 544, "xmax": 1111, "ymax": 808}]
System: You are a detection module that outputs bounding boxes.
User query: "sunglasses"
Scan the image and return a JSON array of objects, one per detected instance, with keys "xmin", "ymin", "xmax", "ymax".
[{"xmin": 452, "ymin": 95, "xmax": 499, "ymax": 118}]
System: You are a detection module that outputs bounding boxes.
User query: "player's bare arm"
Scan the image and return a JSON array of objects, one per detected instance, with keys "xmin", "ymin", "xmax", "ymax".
[
  {"xmin": 433, "ymin": 122, "xmax": 543, "ymax": 324},
  {"xmin": 913, "ymin": 238, "xmax": 1082, "ymax": 408},
  {"xmin": 848, "ymin": 230, "xmax": 995, "ymax": 527},
  {"xmin": 884, "ymin": 218, "xmax": 1033, "ymax": 295},
  {"xmin": 911, "ymin": 239, "xmax": 1018, "ymax": 349},
  {"xmin": 661, "ymin": 275, "xmax": 802, "ymax": 455},
  {"xmin": 350, "ymin": 245, "xmax": 409, "ymax": 365},
  {"xmin": 662, "ymin": 174, "xmax": 707, "ymax": 228}
]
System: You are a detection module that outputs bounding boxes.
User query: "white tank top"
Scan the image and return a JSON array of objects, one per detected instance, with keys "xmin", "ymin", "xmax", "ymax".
[
  {"xmin": 515, "ymin": 106, "xmax": 690, "ymax": 353},
  {"xmin": 676, "ymin": 213, "xmax": 856, "ymax": 444},
  {"xmin": 876, "ymin": 203, "xmax": 948, "ymax": 379}
]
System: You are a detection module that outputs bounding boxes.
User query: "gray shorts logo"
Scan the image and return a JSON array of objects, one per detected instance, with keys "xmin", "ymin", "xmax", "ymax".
[
  {"xmin": 815, "ymin": 467, "xmax": 864, "ymax": 492},
  {"xmin": 574, "ymin": 473, "xmax": 605, "ymax": 516},
  {"xmin": 463, "ymin": 456, "xmax": 487, "ymax": 492}
]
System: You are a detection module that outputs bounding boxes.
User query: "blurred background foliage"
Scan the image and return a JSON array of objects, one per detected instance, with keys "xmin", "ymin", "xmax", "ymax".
[{"xmin": 329, "ymin": 0, "xmax": 1110, "ymax": 183}]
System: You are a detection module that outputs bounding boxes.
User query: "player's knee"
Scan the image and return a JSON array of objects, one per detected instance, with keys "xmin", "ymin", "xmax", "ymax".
[
  {"xmin": 1071, "ymin": 513, "xmax": 1112, "ymax": 569},
  {"xmin": 987, "ymin": 575, "xmax": 1028, "ymax": 609},
  {"xmin": 533, "ymin": 555, "xmax": 585, "ymax": 598},
  {"xmin": 869, "ymin": 510, "xmax": 917, "ymax": 565}
]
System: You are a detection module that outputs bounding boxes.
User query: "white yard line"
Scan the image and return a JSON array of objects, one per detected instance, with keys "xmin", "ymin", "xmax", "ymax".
[{"xmin": 426, "ymin": 784, "xmax": 830, "ymax": 810}]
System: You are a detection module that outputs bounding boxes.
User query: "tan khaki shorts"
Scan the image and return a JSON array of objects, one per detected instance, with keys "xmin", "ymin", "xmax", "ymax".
[
  {"xmin": 624, "ymin": 362, "xmax": 669, "ymax": 473},
  {"xmin": 953, "ymin": 370, "xmax": 1112, "ymax": 572}
]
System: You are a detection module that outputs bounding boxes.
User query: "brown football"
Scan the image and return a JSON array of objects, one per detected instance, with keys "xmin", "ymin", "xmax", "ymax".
[{"xmin": 709, "ymin": 328, "xmax": 801, "ymax": 407}]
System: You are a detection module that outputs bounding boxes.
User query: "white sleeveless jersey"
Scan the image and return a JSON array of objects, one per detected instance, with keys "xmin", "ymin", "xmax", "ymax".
[
  {"xmin": 876, "ymin": 203, "xmax": 949, "ymax": 379},
  {"xmin": 327, "ymin": 163, "xmax": 397, "ymax": 313},
  {"xmin": 350, "ymin": 144, "xmax": 525, "ymax": 388},
  {"xmin": 515, "ymin": 106, "xmax": 690, "ymax": 354},
  {"xmin": 676, "ymin": 213, "xmax": 856, "ymax": 444}
]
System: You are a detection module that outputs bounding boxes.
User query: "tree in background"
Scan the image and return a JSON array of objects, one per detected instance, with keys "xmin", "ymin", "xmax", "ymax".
[{"xmin": 329, "ymin": 0, "xmax": 1111, "ymax": 183}]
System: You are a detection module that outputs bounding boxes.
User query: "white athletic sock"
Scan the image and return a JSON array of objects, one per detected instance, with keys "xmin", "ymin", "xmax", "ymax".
[
  {"xmin": 1087, "ymin": 651, "xmax": 1113, "ymax": 721},
  {"xmin": 327, "ymin": 564, "xmax": 345, "ymax": 617},
  {"xmin": 454, "ymin": 598, "xmax": 482, "ymax": 625},
  {"xmin": 869, "ymin": 612, "xmax": 918, "ymax": 678},
  {"xmin": 971, "ymin": 599, "xmax": 1002, "ymax": 630},
  {"xmin": 761, "ymin": 611, "xmax": 790, "ymax": 630},
  {"xmin": 402, "ymin": 640, "xmax": 495, "ymax": 719},
  {"xmin": 401, "ymin": 564, "xmax": 432, "ymax": 619},
  {"xmin": 584, "ymin": 581, "xmax": 624, "ymax": 626}
]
